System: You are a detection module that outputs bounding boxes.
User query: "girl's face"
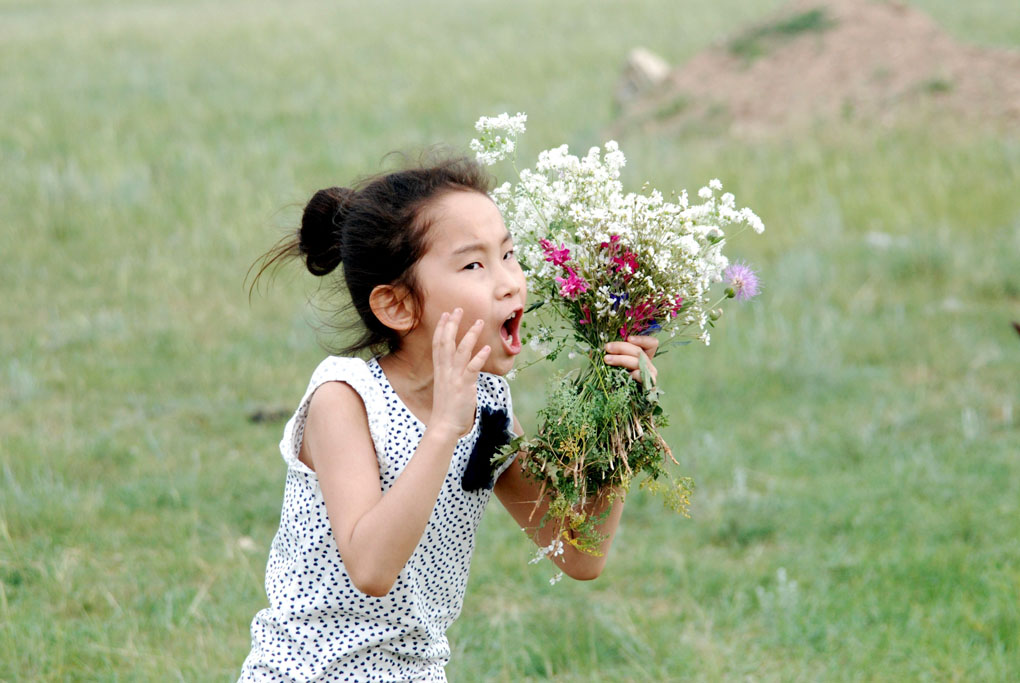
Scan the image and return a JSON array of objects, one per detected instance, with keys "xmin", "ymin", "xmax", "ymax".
[{"xmin": 413, "ymin": 190, "xmax": 527, "ymax": 376}]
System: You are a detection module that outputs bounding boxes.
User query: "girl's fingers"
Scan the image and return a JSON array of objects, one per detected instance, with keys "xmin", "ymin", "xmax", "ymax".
[
  {"xmin": 607, "ymin": 358, "xmax": 656, "ymax": 385},
  {"xmin": 603, "ymin": 353, "xmax": 640, "ymax": 371},
  {"xmin": 466, "ymin": 344, "xmax": 492, "ymax": 373},
  {"xmin": 433, "ymin": 311, "xmax": 449, "ymax": 345},
  {"xmin": 435, "ymin": 310, "xmax": 487, "ymax": 375},
  {"xmin": 432, "ymin": 312, "xmax": 450, "ymax": 364},
  {"xmin": 604, "ymin": 341, "xmax": 646, "ymax": 358},
  {"xmin": 604, "ymin": 351, "xmax": 658, "ymax": 383},
  {"xmin": 599, "ymin": 342, "xmax": 640, "ymax": 358},
  {"xmin": 455, "ymin": 319, "xmax": 485, "ymax": 363},
  {"xmin": 447, "ymin": 308, "xmax": 463, "ymax": 336},
  {"xmin": 606, "ymin": 336, "xmax": 659, "ymax": 357},
  {"xmin": 439, "ymin": 309, "xmax": 462, "ymax": 360},
  {"xmin": 629, "ymin": 335, "xmax": 660, "ymax": 356}
]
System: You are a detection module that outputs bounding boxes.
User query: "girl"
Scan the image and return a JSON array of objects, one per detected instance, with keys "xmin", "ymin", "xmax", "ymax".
[{"xmin": 240, "ymin": 156, "xmax": 659, "ymax": 682}]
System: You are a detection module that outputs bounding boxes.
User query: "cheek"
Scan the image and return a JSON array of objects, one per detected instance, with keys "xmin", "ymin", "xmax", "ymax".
[
  {"xmin": 513, "ymin": 264, "xmax": 528, "ymax": 297},
  {"xmin": 444, "ymin": 304, "xmax": 490, "ymax": 347}
]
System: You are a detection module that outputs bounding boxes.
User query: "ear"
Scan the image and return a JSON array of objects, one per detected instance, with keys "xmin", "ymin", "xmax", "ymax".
[{"xmin": 369, "ymin": 284, "xmax": 417, "ymax": 333}]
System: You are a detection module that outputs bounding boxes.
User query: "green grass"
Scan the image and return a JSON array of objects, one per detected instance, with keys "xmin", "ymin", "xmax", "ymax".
[
  {"xmin": 2, "ymin": 0, "xmax": 1019, "ymax": 680},
  {"xmin": 729, "ymin": 8, "xmax": 837, "ymax": 63}
]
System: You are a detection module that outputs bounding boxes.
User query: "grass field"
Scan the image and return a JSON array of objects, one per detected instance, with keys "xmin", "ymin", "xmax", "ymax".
[{"xmin": 2, "ymin": 0, "xmax": 1018, "ymax": 680}]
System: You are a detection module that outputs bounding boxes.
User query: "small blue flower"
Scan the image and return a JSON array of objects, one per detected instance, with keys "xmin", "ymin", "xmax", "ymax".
[{"xmin": 609, "ymin": 292, "xmax": 629, "ymax": 311}]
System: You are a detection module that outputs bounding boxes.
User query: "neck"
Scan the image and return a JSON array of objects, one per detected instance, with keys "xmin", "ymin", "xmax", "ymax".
[{"xmin": 377, "ymin": 343, "xmax": 434, "ymax": 413}]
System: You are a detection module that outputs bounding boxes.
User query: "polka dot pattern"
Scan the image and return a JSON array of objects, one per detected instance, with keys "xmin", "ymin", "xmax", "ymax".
[{"xmin": 240, "ymin": 356, "xmax": 515, "ymax": 682}]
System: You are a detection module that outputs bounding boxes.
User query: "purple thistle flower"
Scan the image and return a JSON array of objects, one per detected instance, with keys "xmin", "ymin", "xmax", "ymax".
[{"xmin": 724, "ymin": 261, "xmax": 760, "ymax": 301}]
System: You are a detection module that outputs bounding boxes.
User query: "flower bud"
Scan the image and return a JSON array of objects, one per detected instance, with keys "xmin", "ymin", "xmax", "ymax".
[
  {"xmin": 709, "ymin": 308, "xmax": 723, "ymax": 321},
  {"xmin": 725, "ymin": 287, "xmax": 735, "ymax": 298}
]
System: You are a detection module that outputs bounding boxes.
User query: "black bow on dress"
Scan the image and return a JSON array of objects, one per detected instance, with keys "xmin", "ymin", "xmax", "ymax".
[{"xmin": 461, "ymin": 406, "xmax": 513, "ymax": 492}]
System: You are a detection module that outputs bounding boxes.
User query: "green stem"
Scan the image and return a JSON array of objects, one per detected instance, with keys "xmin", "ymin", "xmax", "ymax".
[{"xmin": 670, "ymin": 291, "xmax": 733, "ymax": 338}]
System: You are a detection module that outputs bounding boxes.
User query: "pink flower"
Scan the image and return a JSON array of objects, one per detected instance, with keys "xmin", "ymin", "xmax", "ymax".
[
  {"xmin": 669, "ymin": 295, "xmax": 684, "ymax": 318},
  {"xmin": 600, "ymin": 236, "xmax": 639, "ymax": 281},
  {"xmin": 579, "ymin": 305, "xmax": 592, "ymax": 325},
  {"xmin": 611, "ymin": 250, "xmax": 640, "ymax": 280},
  {"xmin": 627, "ymin": 301, "xmax": 656, "ymax": 324},
  {"xmin": 540, "ymin": 238, "xmax": 571, "ymax": 266},
  {"xmin": 619, "ymin": 299, "xmax": 658, "ymax": 337},
  {"xmin": 555, "ymin": 267, "xmax": 589, "ymax": 300},
  {"xmin": 599, "ymin": 234, "xmax": 621, "ymax": 251}
]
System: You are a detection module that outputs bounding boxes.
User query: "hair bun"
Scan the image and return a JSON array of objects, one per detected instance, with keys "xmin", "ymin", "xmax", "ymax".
[{"xmin": 300, "ymin": 186, "xmax": 355, "ymax": 276}]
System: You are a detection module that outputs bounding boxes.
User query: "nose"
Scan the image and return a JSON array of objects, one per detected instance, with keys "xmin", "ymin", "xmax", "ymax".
[{"xmin": 495, "ymin": 262, "xmax": 523, "ymax": 300}]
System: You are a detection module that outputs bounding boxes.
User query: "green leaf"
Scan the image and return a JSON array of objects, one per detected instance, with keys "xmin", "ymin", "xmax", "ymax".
[
  {"xmin": 638, "ymin": 352, "xmax": 654, "ymax": 391},
  {"xmin": 657, "ymin": 340, "xmax": 692, "ymax": 355},
  {"xmin": 525, "ymin": 300, "xmax": 546, "ymax": 313},
  {"xmin": 638, "ymin": 352, "xmax": 664, "ymax": 403},
  {"xmin": 493, "ymin": 434, "xmax": 526, "ymax": 466}
]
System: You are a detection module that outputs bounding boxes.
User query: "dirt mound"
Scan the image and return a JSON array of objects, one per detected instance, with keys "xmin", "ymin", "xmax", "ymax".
[{"xmin": 614, "ymin": 0, "xmax": 1020, "ymax": 137}]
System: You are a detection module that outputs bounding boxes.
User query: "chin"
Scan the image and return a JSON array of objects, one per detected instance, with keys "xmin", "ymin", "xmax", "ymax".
[{"xmin": 484, "ymin": 354, "xmax": 517, "ymax": 377}]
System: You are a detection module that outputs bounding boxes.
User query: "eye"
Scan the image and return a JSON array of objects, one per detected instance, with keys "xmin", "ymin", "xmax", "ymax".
[
  {"xmin": 503, "ymin": 249, "xmax": 516, "ymax": 260},
  {"xmin": 463, "ymin": 262, "xmax": 482, "ymax": 271}
]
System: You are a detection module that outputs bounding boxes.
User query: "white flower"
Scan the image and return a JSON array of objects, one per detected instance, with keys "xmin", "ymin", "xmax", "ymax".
[
  {"xmin": 471, "ymin": 113, "xmax": 527, "ymax": 165},
  {"xmin": 527, "ymin": 330, "xmax": 554, "ymax": 355},
  {"xmin": 739, "ymin": 207, "xmax": 766, "ymax": 234},
  {"xmin": 603, "ymin": 140, "xmax": 626, "ymax": 171},
  {"xmin": 468, "ymin": 111, "xmax": 763, "ymax": 354},
  {"xmin": 474, "ymin": 112, "xmax": 527, "ymax": 135},
  {"xmin": 678, "ymin": 234, "xmax": 701, "ymax": 256},
  {"xmin": 528, "ymin": 538, "xmax": 565, "ymax": 564}
]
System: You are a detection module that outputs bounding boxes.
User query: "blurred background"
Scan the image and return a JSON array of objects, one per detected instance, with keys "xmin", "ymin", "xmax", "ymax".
[{"xmin": 1, "ymin": 0, "xmax": 1017, "ymax": 679}]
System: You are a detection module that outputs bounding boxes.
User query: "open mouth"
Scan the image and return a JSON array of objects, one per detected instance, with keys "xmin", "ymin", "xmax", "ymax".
[{"xmin": 499, "ymin": 308, "xmax": 523, "ymax": 355}]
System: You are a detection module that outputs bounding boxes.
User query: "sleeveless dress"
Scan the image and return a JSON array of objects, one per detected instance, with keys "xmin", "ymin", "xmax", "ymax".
[{"xmin": 240, "ymin": 356, "xmax": 516, "ymax": 682}]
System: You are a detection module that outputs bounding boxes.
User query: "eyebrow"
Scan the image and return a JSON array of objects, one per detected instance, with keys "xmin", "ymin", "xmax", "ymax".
[{"xmin": 449, "ymin": 231, "xmax": 513, "ymax": 257}]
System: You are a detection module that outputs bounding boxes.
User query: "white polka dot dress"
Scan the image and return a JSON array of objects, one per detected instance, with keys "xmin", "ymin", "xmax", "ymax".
[{"xmin": 240, "ymin": 356, "xmax": 516, "ymax": 682}]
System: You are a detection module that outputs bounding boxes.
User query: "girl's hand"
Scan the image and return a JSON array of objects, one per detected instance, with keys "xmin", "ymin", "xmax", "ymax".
[
  {"xmin": 604, "ymin": 335, "xmax": 659, "ymax": 385},
  {"xmin": 429, "ymin": 308, "xmax": 492, "ymax": 438}
]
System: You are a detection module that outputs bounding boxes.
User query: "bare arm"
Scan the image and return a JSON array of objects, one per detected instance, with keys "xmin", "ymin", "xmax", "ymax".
[
  {"xmin": 305, "ymin": 386, "xmax": 461, "ymax": 596},
  {"xmin": 494, "ymin": 416, "xmax": 625, "ymax": 581},
  {"xmin": 305, "ymin": 309, "xmax": 491, "ymax": 597},
  {"xmin": 494, "ymin": 334, "xmax": 659, "ymax": 581}
]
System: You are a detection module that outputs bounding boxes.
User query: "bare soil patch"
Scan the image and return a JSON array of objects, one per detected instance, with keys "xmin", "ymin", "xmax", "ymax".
[{"xmin": 614, "ymin": 0, "xmax": 1020, "ymax": 137}]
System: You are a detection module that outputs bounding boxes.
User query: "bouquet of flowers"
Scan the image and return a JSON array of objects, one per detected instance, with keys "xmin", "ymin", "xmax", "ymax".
[{"xmin": 471, "ymin": 113, "xmax": 764, "ymax": 559}]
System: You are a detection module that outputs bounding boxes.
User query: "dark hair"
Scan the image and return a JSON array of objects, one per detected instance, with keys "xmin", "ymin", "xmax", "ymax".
[{"xmin": 251, "ymin": 154, "xmax": 494, "ymax": 356}]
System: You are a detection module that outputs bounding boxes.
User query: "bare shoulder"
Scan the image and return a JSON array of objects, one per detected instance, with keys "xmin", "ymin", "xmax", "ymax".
[
  {"xmin": 300, "ymin": 381, "xmax": 375, "ymax": 472},
  {"xmin": 308, "ymin": 380, "xmax": 367, "ymax": 417}
]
